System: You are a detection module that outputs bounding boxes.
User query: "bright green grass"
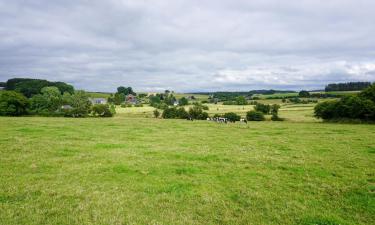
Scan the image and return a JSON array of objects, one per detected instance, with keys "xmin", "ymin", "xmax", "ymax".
[{"xmin": 0, "ymin": 115, "xmax": 374, "ymax": 225}]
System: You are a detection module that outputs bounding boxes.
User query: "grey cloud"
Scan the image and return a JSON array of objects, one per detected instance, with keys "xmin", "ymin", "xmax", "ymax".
[{"xmin": 0, "ymin": 0, "xmax": 374, "ymax": 92}]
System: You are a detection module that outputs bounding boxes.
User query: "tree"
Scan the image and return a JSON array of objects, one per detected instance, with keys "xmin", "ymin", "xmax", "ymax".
[
  {"xmin": 359, "ymin": 83, "xmax": 375, "ymax": 102},
  {"xmin": 254, "ymin": 103, "xmax": 271, "ymax": 114},
  {"xmin": 0, "ymin": 91, "xmax": 28, "ymax": 116},
  {"xmin": 314, "ymin": 84, "xmax": 375, "ymax": 121},
  {"xmin": 223, "ymin": 112, "xmax": 241, "ymax": 122},
  {"xmin": 235, "ymin": 96, "xmax": 248, "ymax": 105},
  {"xmin": 153, "ymin": 109, "xmax": 160, "ymax": 118},
  {"xmin": 5, "ymin": 78, "xmax": 74, "ymax": 97},
  {"xmin": 91, "ymin": 104, "xmax": 114, "ymax": 117},
  {"xmin": 114, "ymin": 93, "xmax": 125, "ymax": 105},
  {"xmin": 246, "ymin": 110, "xmax": 265, "ymax": 121},
  {"xmin": 178, "ymin": 97, "xmax": 189, "ymax": 106},
  {"xmin": 64, "ymin": 91, "xmax": 92, "ymax": 117},
  {"xmin": 188, "ymin": 105, "xmax": 208, "ymax": 120},
  {"xmin": 40, "ymin": 86, "xmax": 62, "ymax": 112},
  {"xmin": 299, "ymin": 90, "xmax": 310, "ymax": 98},
  {"xmin": 117, "ymin": 86, "xmax": 136, "ymax": 96}
]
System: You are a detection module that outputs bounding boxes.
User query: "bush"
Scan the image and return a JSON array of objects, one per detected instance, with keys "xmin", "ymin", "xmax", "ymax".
[
  {"xmin": 153, "ymin": 109, "xmax": 160, "ymax": 118},
  {"xmin": 299, "ymin": 90, "xmax": 310, "ymax": 98},
  {"xmin": 254, "ymin": 103, "xmax": 271, "ymax": 114},
  {"xmin": 223, "ymin": 112, "xmax": 241, "ymax": 122},
  {"xmin": 188, "ymin": 105, "xmax": 208, "ymax": 120},
  {"xmin": 246, "ymin": 110, "xmax": 265, "ymax": 121},
  {"xmin": 92, "ymin": 104, "xmax": 114, "ymax": 117},
  {"xmin": 162, "ymin": 107, "xmax": 189, "ymax": 119},
  {"xmin": 314, "ymin": 86, "xmax": 375, "ymax": 121},
  {"xmin": 0, "ymin": 91, "xmax": 28, "ymax": 116}
]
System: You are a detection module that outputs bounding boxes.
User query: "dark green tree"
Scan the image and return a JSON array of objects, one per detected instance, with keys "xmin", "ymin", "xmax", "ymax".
[{"xmin": 0, "ymin": 91, "xmax": 28, "ymax": 116}]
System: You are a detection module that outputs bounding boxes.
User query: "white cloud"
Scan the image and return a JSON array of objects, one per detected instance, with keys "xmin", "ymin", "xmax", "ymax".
[{"xmin": 0, "ymin": 0, "xmax": 374, "ymax": 92}]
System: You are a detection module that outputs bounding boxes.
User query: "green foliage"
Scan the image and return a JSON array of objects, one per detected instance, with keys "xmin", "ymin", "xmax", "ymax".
[
  {"xmin": 117, "ymin": 86, "xmax": 135, "ymax": 95},
  {"xmin": 162, "ymin": 107, "xmax": 188, "ymax": 119},
  {"xmin": 235, "ymin": 96, "xmax": 248, "ymax": 105},
  {"xmin": 314, "ymin": 84, "xmax": 375, "ymax": 121},
  {"xmin": 114, "ymin": 93, "xmax": 125, "ymax": 105},
  {"xmin": 314, "ymin": 96, "xmax": 375, "ymax": 121},
  {"xmin": 63, "ymin": 91, "xmax": 92, "ymax": 117},
  {"xmin": 325, "ymin": 81, "xmax": 372, "ymax": 92},
  {"xmin": 91, "ymin": 104, "xmax": 114, "ymax": 117},
  {"xmin": 153, "ymin": 109, "xmax": 160, "ymax": 118},
  {"xmin": 359, "ymin": 83, "xmax": 375, "ymax": 102},
  {"xmin": 0, "ymin": 91, "xmax": 28, "ymax": 116},
  {"xmin": 188, "ymin": 105, "xmax": 209, "ymax": 120},
  {"xmin": 223, "ymin": 112, "xmax": 241, "ymax": 122},
  {"xmin": 246, "ymin": 110, "xmax": 265, "ymax": 121},
  {"xmin": 299, "ymin": 90, "xmax": 310, "ymax": 98},
  {"xmin": 178, "ymin": 97, "xmax": 189, "ymax": 106},
  {"xmin": 5, "ymin": 78, "xmax": 74, "ymax": 97},
  {"xmin": 254, "ymin": 103, "xmax": 271, "ymax": 114}
]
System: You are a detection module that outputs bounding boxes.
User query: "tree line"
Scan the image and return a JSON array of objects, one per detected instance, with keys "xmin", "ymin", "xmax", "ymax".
[
  {"xmin": 325, "ymin": 82, "xmax": 372, "ymax": 92},
  {"xmin": 0, "ymin": 78, "xmax": 115, "ymax": 117},
  {"xmin": 315, "ymin": 84, "xmax": 375, "ymax": 121}
]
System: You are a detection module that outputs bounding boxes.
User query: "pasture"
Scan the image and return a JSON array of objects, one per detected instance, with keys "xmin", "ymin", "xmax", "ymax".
[{"xmin": 0, "ymin": 103, "xmax": 374, "ymax": 225}]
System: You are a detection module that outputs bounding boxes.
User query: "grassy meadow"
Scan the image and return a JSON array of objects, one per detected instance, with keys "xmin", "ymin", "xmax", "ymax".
[{"xmin": 0, "ymin": 100, "xmax": 374, "ymax": 225}]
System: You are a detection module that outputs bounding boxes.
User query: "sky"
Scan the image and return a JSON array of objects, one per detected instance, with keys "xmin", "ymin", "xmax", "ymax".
[{"xmin": 0, "ymin": 0, "xmax": 374, "ymax": 92}]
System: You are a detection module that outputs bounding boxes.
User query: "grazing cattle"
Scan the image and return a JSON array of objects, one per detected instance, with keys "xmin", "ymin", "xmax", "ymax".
[{"xmin": 240, "ymin": 118, "xmax": 248, "ymax": 124}]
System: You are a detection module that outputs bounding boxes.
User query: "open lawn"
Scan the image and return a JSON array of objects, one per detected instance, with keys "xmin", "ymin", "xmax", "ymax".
[{"xmin": 0, "ymin": 111, "xmax": 374, "ymax": 225}]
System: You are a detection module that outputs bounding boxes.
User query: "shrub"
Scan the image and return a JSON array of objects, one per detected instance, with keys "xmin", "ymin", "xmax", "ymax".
[
  {"xmin": 92, "ymin": 104, "xmax": 114, "ymax": 117},
  {"xmin": 153, "ymin": 109, "xmax": 160, "ymax": 118},
  {"xmin": 162, "ymin": 107, "xmax": 189, "ymax": 119},
  {"xmin": 0, "ymin": 91, "xmax": 28, "ymax": 116},
  {"xmin": 188, "ymin": 105, "xmax": 208, "ymax": 120},
  {"xmin": 178, "ymin": 97, "xmax": 189, "ymax": 106},
  {"xmin": 246, "ymin": 110, "xmax": 265, "ymax": 121},
  {"xmin": 254, "ymin": 103, "xmax": 271, "ymax": 114},
  {"xmin": 223, "ymin": 112, "xmax": 241, "ymax": 122},
  {"xmin": 314, "ymin": 87, "xmax": 375, "ymax": 121},
  {"xmin": 299, "ymin": 90, "xmax": 310, "ymax": 98}
]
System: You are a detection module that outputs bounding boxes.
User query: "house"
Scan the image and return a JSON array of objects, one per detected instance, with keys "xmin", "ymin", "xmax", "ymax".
[
  {"xmin": 126, "ymin": 94, "xmax": 137, "ymax": 104},
  {"xmin": 89, "ymin": 98, "xmax": 107, "ymax": 105}
]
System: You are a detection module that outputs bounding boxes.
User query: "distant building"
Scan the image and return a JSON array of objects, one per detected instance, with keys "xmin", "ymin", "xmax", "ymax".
[
  {"xmin": 126, "ymin": 94, "xmax": 137, "ymax": 104},
  {"xmin": 89, "ymin": 98, "xmax": 107, "ymax": 105}
]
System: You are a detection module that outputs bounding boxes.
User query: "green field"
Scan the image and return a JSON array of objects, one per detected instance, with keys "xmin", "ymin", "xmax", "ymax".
[{"xmin": 0, "ymin": 103, "xmax": 374, "ymax": 225}]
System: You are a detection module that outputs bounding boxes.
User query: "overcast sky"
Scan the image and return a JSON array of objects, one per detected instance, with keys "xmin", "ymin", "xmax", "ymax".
[{"xmin": 0, "ymin": 0, "xmax": 374, "ymax": 92}]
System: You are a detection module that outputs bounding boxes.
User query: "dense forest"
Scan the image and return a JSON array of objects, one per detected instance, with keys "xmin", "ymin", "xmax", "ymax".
[
  {"xmin": 3, "ymin": 78, "xmax": 74, "ymax": 97},
  {"xmin": 325, "ymin": 82, "xmax": 372, "ymax": 92}
]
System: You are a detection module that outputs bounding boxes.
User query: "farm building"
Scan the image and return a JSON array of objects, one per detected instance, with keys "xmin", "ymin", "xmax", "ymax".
[
  {"xmin": 126, "ymin": 94, "xmax": 138, "ymax": 104},
  {"xmin": 89, "ymin": 98, "xmax": 107, "ymax": 105}
]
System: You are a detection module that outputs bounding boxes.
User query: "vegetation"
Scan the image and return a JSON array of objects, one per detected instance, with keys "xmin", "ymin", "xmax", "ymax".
[
  {"xmin": 0, "ymin": 91, "xmax": 29, "ymax": 116},
  {"xmin": 314, "ymin": 84, "xmax": 375, "ymax": 121},
  {"xmin": 325, "ymin": 81, "xmax": 372, "ymax": 92},
  {"xmin": 223, "ymin": 112, "xmax": 241, "ymax": 122},
  {"xmin": 246, "ymin": 110, "xmax": 265, "ymax": 121},
  {"xmin": 4, "ymin": 78, "xmax": 74, "ymax": 97},
  {"xmin": 178, "ymin": 97, "xmax": 189, "ymax": 106},
  {"xmin": 91, "ymin": 104, "xmax": 115, "ymax": 117},
  {"xmin": 2, "ymin": 116, "xmax": 373, "ymax": 224},
  {"xmin": 254, "ymin": 103, "xmax": 271, "ymax": 114},
  {"xmin": 299, "ymin": 90, "xmax": 310, "ymax": 98}
]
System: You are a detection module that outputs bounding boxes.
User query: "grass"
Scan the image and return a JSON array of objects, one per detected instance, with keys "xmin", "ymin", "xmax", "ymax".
[
  {"xmin": 0, "ymin": 104, "xmax": 374, "ymax": 224},
  {"xmin": 87, "ymin": 92, "xmax": 112, "ymax": 98}
]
